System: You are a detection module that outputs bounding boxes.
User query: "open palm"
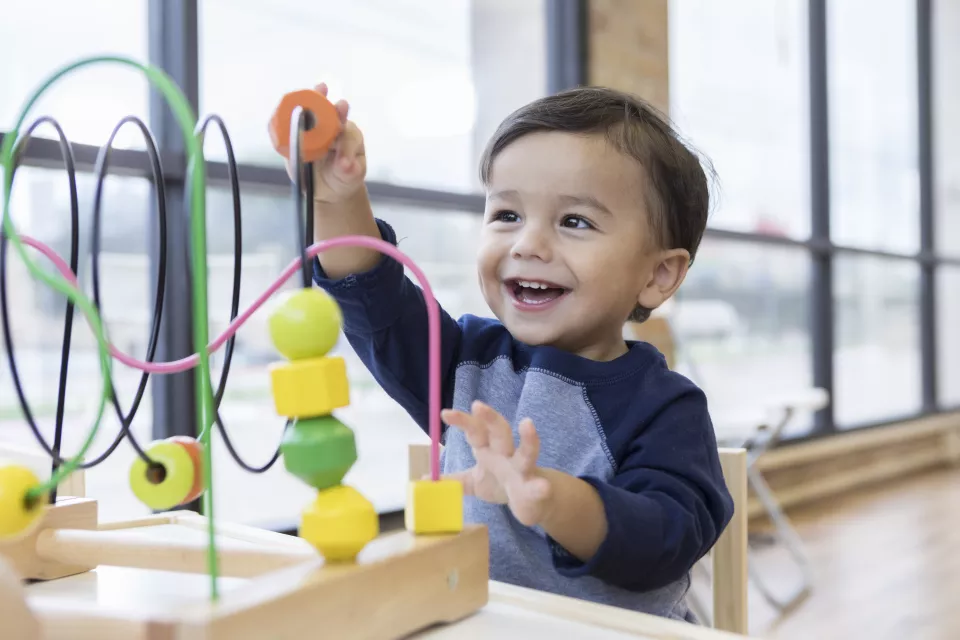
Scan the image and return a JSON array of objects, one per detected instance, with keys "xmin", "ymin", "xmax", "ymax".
[{"xmin": 440, "ymin": 401, "xmax": 552, "ymax": 527}]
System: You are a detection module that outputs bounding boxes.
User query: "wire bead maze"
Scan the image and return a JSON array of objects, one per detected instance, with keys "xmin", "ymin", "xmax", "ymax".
[{"xmin": 0, "ymin": 55, "xmax": 466, "ymax": 610}]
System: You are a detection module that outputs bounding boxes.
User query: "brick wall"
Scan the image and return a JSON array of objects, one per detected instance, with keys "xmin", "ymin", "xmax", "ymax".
[{"xmin": 587, "ymin": 0, "xmax": 670, "ymax": 115}]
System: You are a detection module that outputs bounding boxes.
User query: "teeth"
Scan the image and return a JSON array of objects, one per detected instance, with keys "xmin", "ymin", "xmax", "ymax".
[{"xmin": 518, "ymin": 280, "xmax": 549, "ymax": 289}]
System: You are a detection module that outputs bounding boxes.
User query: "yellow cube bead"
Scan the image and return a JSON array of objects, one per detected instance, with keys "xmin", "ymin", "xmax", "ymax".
[
  {"xmin": 269, "ymin": 356, "xmax": 350, "ymax": 418},
  {"xmin": 405, "ymin": 479, "xmax": 464, "ymax": 535},
  {"xmin": 300, "ymin": 485, "xmax": 378, "ymax": 562}
]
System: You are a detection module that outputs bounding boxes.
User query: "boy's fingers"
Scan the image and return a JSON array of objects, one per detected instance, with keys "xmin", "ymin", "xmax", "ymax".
[
  {"xmin": 473, "ymin": 401, "xmax": 513, "ymax": 455},
  {"xmin": 334, "ymin": 123, "xmax": 363, "ymax": 171},
  {"xmin": 314, "ymin": 82, "xmax": 328, "ymax": 96},
  {"xmin": 515, "ymin": 418, "xmax": 540, "ymax": 472},
  {"xmin": 334, "ymin": 99, "xmax": 349, "ymax": 123},
  {"xmin": 441, "ymin": 409, "xmax": 489, "ymax": 449}
]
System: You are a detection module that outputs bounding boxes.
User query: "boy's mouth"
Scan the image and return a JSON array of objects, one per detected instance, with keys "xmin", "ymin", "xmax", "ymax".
[{"xmin": 504, "ymin": 278, "xmax": 569, "ymax": 309}]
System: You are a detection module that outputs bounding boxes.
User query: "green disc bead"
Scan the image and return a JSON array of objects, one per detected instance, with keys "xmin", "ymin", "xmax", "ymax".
[
  {"xmin": 267, "ymin": 288, "xmax": 342, "ymax": 361},
  {"xmin": 281, "ymin": 415, "xmax": 357, "ymax": 490}
]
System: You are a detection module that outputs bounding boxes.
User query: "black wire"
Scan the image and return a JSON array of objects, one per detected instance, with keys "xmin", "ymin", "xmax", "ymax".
[
  {"xmin": 0, "ymin": 115, "xmax": 168, "ymax": 473},
  {"xmin": 1, "ymin": 111, "xmax": 295, "ymax": 480},
  {"xmin": 89, "ymin": 115, "xmax": 167, "ymax": 465},
  {"xmin": 196, "ymin": 114, "xmax": 241, "ymax": 407},
  {"xmin": 194, "ymin": 113, "xmax": 282, "ymax": 473},
  {"xmin": 290, "ymin": 106, "xmax": 313, "ymax": 288},
  {"xmin": 0, "ymin": 116, "xmax": 78, "ymax": 503}
]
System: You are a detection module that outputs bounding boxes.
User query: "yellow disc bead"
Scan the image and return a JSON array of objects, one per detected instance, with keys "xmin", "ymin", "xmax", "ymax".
[
  {"xmin": 0, "ymin": 465, "xmax": 46, "ymax": 540},
  {"xmin": 129, "ymin": 440, "xmax": 195, "ymax": 511}
]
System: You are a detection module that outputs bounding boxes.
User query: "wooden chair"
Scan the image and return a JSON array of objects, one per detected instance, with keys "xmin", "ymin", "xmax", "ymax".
[
  {"xmin": 408, "ymin": 443, "xmax": 749, "ymax": 635},
  {"xmin": 629, "ymin": 313, "xmax": 819, "ymax": 618}
]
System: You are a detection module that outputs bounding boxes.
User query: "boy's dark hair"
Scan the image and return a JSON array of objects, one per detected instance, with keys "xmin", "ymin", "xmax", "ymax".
[{"xmin": 478, "ymin": 86, "xmax": 713, "ymax": 323}]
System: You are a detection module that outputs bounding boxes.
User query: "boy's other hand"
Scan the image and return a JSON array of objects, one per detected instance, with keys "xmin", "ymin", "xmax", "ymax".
[
  {"xmin": 284, "ymin": 82, "xmax": 366, "ymax": 205},
  {"xmin": 440, "ymin": 401, "xmax": 553, "ymax": 527}
]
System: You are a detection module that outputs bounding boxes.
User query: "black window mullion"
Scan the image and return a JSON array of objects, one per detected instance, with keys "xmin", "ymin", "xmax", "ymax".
[
  {"xmin": 917, "ymin": 0, "xmax": 937, "ymax": 412},
  {"xmin": 147, "ymin": 0, "xmax": 200, "ymax": 468},
  {"xmin": 808, "ymin": 0, "xmax": 835, "ymax": 434}
]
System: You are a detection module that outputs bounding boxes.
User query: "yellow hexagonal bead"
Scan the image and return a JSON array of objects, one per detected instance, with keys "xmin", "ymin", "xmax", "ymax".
[
  {"xmin": 0, "ymin": 465, "xmax": 47, "ymax": 540},
  {"xmin": 300, "ymin": 485, "xmax": 378, "ymax": 562},
  {"xmin": 269, "ymin": 356, "xmax": 349, "ymax": 419},
  {"xmin": 405, "ymin": 479, "xmax": 463, "ymax": 535}
]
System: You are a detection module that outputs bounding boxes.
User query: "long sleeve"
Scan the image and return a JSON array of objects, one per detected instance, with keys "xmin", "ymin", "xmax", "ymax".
[
  {"xmin": 549, "ymin": 379, "xmax": 734, "ymax": 593},
  {"xmin": 312, "ymin": 218, "xmax": 464, "ymax": 432}
]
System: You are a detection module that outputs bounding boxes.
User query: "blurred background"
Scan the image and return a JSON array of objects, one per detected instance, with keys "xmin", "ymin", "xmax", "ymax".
[{"xmin": 1, "ymin": 1, "xmax": 958, "ymax": 637}]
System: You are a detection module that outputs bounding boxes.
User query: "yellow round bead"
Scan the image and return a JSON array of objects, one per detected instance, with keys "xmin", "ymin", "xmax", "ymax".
[
  {"xmin": 128, "ymin": 440, "xmax": 195, "ymax": 511},
  {"xmin": 0, "ymin": 465, "xmax": 46, "ymax": 540},
  {"xmin": 300, "ymin": 485, "xmax": 378, "ymax": 562},
  {"xmin": 267, "ymin": 288, "xmax": 342, "ymax": 360}
]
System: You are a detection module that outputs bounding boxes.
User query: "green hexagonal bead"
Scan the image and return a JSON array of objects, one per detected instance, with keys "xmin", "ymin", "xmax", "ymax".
[{"xmin": 280, "ymin": 415, "xmax": 357, "ymax": 490}]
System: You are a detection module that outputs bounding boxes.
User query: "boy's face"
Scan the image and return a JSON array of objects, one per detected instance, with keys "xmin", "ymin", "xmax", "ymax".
[{"xmin": 477, "ymin": 131, "xmax": 687, "ymax": 360}]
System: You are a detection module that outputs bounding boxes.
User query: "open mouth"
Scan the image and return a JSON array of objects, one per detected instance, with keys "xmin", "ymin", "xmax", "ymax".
[{"xmin": 504, "ymin": 278, "xmax": 569, "ymax": 309}]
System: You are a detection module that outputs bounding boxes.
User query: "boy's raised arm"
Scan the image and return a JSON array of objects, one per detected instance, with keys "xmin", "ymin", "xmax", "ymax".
[{"xmin": 296, "ymin": 84, "xmax": 463, "ymax": 430}]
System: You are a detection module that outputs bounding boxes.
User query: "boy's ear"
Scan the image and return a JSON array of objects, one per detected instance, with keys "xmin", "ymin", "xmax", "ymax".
[{"xmin": 637, "ymin": 249, "xmax": 691, "ymax": 311}]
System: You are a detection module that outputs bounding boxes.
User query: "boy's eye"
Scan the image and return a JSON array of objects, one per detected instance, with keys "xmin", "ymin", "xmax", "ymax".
[
  {"xmin": 491, "ymin": 210, "xmax": 520, "ymax": 223},
  {"xmin": 561, "ymin": 215, "xmax": 593, "ymax": 230}
]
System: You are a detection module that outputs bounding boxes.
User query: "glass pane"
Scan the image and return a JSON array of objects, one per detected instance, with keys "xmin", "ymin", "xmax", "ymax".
[
  {"xmin": 202, "ymin": 186, "xmax": 486, "ymax": 525},
  {"xmin": 937, "ymin": 266, "xmax": 960, "ymax": 408},
  {"xmin": 0, "ymin": 1, "xmax": 149, "ymax": 149},
  {"xmin": 827, "ymin": 0, "xmax": 919, "ymax": 253},
  {"xmin": 198, "ymin": 0, "xmax": 547, "ymax": 193},
  {"xmin": 1, "ymin": 166, "xmax": 156, "ymax": 521},
  {"xmin": 834, "ymin": 256, "xmax": 921, "ymax": 426},
  {"xmin": 933, "ymin": 1, "xmax": 960, "ymax": 257},
  {"xmin": 666, "ymin": 239, "xmax": 814, "ymax": 439},
  {"xmin": 668, "ymin": 0, "xmax": 811, "ymax": 239}
]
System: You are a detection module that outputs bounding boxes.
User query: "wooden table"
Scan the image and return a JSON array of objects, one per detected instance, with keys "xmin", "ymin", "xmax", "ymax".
[
  {"xmin": 19, "ymin": 518, "xmax": 748, "ymax": 640},
  {"xmin": 26, "ymin": 570, "xmax": 747, "ymax": 640}
]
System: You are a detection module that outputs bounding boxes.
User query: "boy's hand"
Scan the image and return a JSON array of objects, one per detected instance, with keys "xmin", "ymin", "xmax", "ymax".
[
  {"xmin": 284, "ymin": 82, "xmax": 366, "ymax": 205},
  {"xmin": 440, "ymin": 401, "xmax": 553, "ymax": 527}
]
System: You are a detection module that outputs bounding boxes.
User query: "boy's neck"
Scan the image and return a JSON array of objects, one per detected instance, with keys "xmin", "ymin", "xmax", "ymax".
[
  {"xmin": 574, "ymin": 338, "xmax": 629, "ymax": 362},
  {"xmin": 543, "ymin": 332, "xmax": 628, "ymax": 363}
]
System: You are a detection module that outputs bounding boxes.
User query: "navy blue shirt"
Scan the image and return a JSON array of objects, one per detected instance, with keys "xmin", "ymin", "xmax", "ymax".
[{"xmin": 314, "ymin": 219, "xmax": 733, "ymax": 621}]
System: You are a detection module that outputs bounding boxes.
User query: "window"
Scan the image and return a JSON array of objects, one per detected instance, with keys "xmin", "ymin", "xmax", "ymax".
[
  {"xmin": 1, "ymin": 167, "xmax": 157, "ymax": 522},
  {"xmin": 198, "ymin": 0, "xmax": 547, "ymax": 193},
  {"xmin": 834, "ymin": 256, "xmax": 921, "ymax": 426},
  {"xmin": 933, "ymin": 0, "xmax": 960, "ymax": 257},
  {"xmin": 668, "ymin": 0, "xmax": 811, "ymax": 239},
  {"xmin": 0, "ymin": 0, "xmax": 149, "ymax": 149},
  {"xmin": 202, "ymin": 184, "xmax": 487, "ymax": 523},
  {"xmin": 670, "ymin": 239, "xmax": 814, "ymax": 438},
  {"xmin": 827, "ymin": 0, "xmax": 919, "ymax": 254}
]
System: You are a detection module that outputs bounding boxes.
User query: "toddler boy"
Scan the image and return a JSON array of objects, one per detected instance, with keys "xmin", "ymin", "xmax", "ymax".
[{"xmin": 302, "ymin": 83, "xmax": 734, "ymax": 622}]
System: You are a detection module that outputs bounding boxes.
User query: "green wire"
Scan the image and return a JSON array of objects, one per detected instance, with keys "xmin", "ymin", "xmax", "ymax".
[{"xmin": 0, "ymin": 54, "xmax": 219, "ymax": 599}]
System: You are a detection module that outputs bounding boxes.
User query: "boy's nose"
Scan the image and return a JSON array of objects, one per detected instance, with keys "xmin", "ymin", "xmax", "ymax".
[{"xmin": 510, "ymin": 227, "xmax": 553, "ymax": 262}]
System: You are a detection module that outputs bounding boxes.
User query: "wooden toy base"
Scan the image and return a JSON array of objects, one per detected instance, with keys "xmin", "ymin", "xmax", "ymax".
[{"xmin": 1, "ymin": 498, "xmax": 489, "ymax": 640}]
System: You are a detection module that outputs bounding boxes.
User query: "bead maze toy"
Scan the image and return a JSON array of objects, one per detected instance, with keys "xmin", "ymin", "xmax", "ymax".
[{"xmin": 0, "ymin": 55, "xmax": 486, "ymax": 639}]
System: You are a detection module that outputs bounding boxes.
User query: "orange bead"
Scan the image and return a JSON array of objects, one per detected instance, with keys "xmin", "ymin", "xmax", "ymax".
[
  {"xmin": 168, "ymin": 436, "xmax": 205, "ymax": 504},
  {"xmin": 269, "ymin": 89, "xmax": 342, "ymax": 163}
]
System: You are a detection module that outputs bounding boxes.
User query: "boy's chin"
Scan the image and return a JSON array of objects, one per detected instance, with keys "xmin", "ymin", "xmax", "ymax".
[{"xmin": 499, "ymin": 320, "xmax": 562, "ymax": 348}]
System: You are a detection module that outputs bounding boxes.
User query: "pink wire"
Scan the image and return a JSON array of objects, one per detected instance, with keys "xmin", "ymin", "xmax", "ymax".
[{"xmin": 19, "ymin": 234, "xmax": 442, "ymax": 481}]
